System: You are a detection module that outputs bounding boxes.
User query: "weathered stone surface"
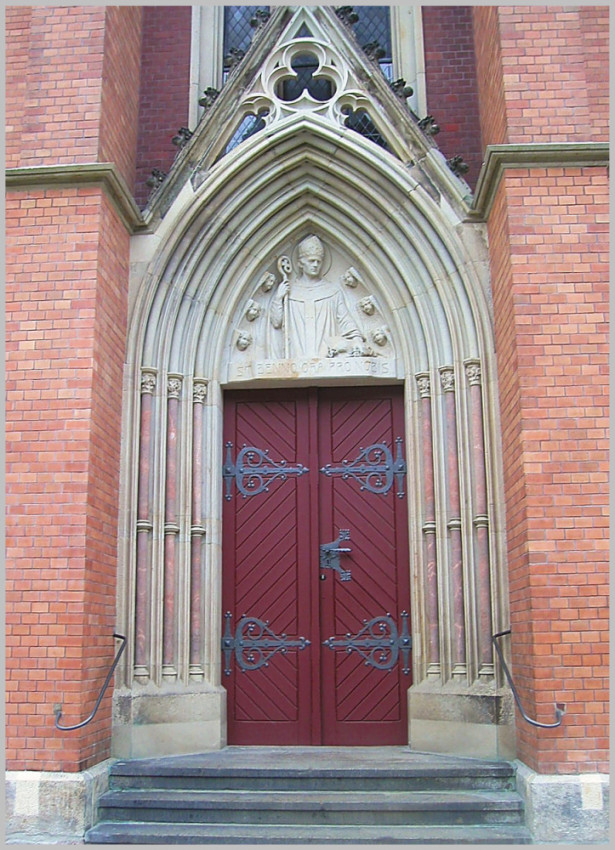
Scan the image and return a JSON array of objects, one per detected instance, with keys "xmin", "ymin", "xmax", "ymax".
[{"xmin": 516, "ymin": 763, "xmax": 610, "ymax": 844}]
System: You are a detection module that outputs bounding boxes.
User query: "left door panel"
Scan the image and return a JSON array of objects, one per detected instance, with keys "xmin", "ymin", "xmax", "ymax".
[{"xmin": 222, "ymin": 391, "xmax": 314, "ymax": 745}]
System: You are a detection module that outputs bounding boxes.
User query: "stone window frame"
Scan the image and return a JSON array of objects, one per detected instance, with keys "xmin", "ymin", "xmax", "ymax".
[{"xmin": 188, "ymin": 6, "xmax": 427, "ymax": 127}]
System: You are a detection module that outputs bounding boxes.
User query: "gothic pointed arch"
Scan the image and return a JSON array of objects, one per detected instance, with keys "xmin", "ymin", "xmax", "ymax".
[{"xmin": 115, "ymin": 5, "xmax": 512, "ymax": 758}]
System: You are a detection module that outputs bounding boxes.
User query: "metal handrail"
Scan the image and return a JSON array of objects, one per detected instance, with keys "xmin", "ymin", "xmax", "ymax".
[
  {"xmin": 54, "ymin": 633, "xmax": 126, "ymax": 731},
  {"xmin": 492, "ymin": 629, "xmax": 565, "ymax": 729}
]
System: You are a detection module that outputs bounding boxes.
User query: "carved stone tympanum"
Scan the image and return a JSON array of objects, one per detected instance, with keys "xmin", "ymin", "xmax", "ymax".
[{"xmin": 226, "ymin": 234, "xmax": 398, "ymax": 382}]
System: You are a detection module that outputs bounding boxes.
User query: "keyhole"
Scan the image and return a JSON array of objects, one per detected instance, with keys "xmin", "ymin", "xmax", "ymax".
[{"xmin": 277, "ymin": 52, "xmax": 335, "ymax": 103}]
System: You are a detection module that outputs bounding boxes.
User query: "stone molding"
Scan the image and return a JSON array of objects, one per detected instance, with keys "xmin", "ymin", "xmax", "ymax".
[
  {"xmin": 471, "ymin": 142, "xmax": 609, "ymax": 221},
  {"xmin": 5, "ymin": 162, "xmax": 145, "ymax": 233}
]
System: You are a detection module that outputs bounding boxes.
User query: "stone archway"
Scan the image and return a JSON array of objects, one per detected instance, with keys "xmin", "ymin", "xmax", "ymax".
[{"xmin": 113, "ymin": 115, "xmax": 514, "ymax": 760}]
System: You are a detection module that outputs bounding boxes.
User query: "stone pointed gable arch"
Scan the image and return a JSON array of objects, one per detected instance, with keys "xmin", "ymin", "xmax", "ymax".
[{"xmin": 114, "ymin": 10, "xmax": 513, "ymax": 760}]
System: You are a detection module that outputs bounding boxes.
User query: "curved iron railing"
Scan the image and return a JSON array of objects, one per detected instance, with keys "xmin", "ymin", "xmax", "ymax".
[
  {"xmin": 54, "ymin": 633, "xmax": 126, "ymax": 731},
  {"xmin": 492, "ymin": 629, "xmax": 565, "ymax": 729}
]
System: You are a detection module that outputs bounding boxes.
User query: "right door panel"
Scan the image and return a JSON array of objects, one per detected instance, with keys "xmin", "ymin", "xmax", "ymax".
[{"xmin": 317, "ymin": 387, "xmax": 411, "ymax": 745}]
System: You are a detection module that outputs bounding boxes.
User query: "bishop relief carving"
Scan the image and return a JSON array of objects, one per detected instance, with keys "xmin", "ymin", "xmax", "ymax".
[{"xmin": 227, "ymin": 234, "xmax": 398, "ymax": 382}]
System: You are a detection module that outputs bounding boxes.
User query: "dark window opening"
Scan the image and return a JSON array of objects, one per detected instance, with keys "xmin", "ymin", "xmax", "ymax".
[
  {"xmin": 352, "ymin": 6, "xmax": 393, "ymax": 81},
  {"xmin": 223, "ymin": 6, "xmax": 270, "ymax": 80},
  {"xmin": 278, "ymin": 52, "xmax": 335, "ymax": 103},
  {"xmin": 344, "ymin": 109, "xmax": 390, "ymax": 151}
]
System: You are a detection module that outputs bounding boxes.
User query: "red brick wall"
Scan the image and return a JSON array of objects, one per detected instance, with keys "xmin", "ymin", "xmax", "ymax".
[
  {"xmin": 7, "ymin": 6, "xmax": 106, "ymax": 169},
  {"xmin": 489, "ymin": 170, "xmax": 609, "ymax": 774},
  {"xmin": 99, "ymin": 7, "xmax": 143, "ymax": 191},
  {"xmin": 579, "ymin": 6, "xmax": 609, "ymax": 143},
  {"xmin": 6, "ymin": 7, "xmax": 141, "ymax": 772},
  {"xmin": 6, "ymin": 188, "xmax": 128, "ymax": 771},
  {"xmin": 474, "ymin": 5, "xmax": 608, "ymax": 151},
  {"xmin": 135, "ymin": 5, "xmax": 192, "ymax": 206},
  {"xmin": 5, "ymin": 5, "xmax": 33, "ymax": 167},
  {"xmin": 475, "ymin": 5, "xmax": 609, "ymax": 774},
  {"xmin": 422, "ymin": 6, "xmax": 483, "ymax": 189},
  {"xmin": 472, "ymin": 6, "xmax": 508, "ymax": 149}
]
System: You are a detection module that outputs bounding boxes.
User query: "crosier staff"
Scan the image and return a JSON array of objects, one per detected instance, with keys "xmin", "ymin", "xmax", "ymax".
[{"xmin": 277, "ymin": 255, "xmax": 292, "ymax": 360}]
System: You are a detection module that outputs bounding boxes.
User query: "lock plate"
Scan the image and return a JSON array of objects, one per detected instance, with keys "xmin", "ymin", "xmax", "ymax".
[{"xmin": 319, "ymin": 529, "xmax": 352, "ymax": 581}]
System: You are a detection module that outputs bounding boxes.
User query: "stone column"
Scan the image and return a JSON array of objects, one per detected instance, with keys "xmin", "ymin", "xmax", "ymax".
[
  {"xmin": 416, "ymin": 373, "xmax": 439, "ymax": 675},
  {"xmin": 440, "ymin": 366, "xmax": 466, "ymax": 676},
  {"xmin": 135, "ymin": 369, "xmax": 156, "ymax": 680},
  {"xmin": 190, "ymin": 380, "xmax": 208, "ymax": 680}
]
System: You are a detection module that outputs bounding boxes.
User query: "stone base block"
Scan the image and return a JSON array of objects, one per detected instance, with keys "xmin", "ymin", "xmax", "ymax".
[
  {"xmin": 516, "ymin": 762, "xmax": 609, "ymax": 844},
  {"xmin": 111, "ymin": 685, "xmax": 227, "ymax": 759},
  {"xmin": 408, "ymin": 682, "xmax": 516, "ymax": 759},
  {"xmin": 5, "ymin": 759, "xmax": 111, "ymax": 844}
]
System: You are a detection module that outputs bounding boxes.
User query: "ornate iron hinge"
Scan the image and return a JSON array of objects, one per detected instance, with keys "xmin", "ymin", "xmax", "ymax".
[
  {"xmin": 320, "ymin": 438, "xmax": 407, "ymax": 497},
  {"xmin": 223, "ymin": 442, "xmax": 309, "ymax": 500},
  {"xmin": 319, "ymin": 529, "xmax": 352, "ymax": 581},
  {"xmin": 221, "ymin": 612, "xmax": 311, "ymax": 676},
  {"xmin": 323, "ymin": 611, "xmax": 412, "ymax": 674}
]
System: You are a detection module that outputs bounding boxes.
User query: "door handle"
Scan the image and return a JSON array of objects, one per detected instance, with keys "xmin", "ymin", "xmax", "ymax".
[{"xmin": 319, "ymin": 529, "xmax": 352, "ymax": 581}]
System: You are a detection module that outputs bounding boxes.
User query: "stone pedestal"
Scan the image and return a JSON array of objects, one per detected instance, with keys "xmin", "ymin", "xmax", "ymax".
[
  {"xmin": 112, "ymin": 686, "xmax": 226, "ymax": 759},
  {"xmin": 408, "ymin": 681, "xmax": 516, "ymax": 760}
]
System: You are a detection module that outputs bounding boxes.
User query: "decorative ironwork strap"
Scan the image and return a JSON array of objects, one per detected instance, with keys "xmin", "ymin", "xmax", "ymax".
[
  {"xmin": 222, "ymin": 612, "xmax": 311, "ymax": 675},
  {"xmin": 223, "ymin": 442, "xmax": 309, "ymax": 500},
  {"xmin": 323, "ymin": 611, "xmax": 411, "ymax": 674},
  {"xmin": 320, "ymin": 437, "xmax": 407, "ymax": 497}
]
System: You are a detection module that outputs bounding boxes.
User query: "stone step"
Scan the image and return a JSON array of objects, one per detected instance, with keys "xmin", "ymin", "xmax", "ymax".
[
  {"xmin": 109, "ymin": 753, "xmax": 516, "ymax": 794},
  {"xmin": 85, "ymin": 821, "xmax": 532, "ymax": 844},
  {"xmin": 97, "ymin": 788, "xmax": 525, "ymax": 827}
]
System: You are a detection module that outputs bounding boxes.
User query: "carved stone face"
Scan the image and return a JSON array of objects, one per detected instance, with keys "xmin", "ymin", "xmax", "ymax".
[
  {"xmin": 246, "ymin": 300, "xmax": 261, "ymax": 321},
  {"xmin": 342, "ymin": 267, "xmax": 360, "ymax": 287},
  {"xmin": 359, "ymin": 296, "xmax": 375, "ymax": 315},
  {"xmin": 298, "ymin": 253, "xmax": 323, "ymax": 279},
  {"xmin": 372, "ymin": 327, "xmax": 387, "ymax": 346},
  {"xmin": 236, "ymin": 331, "xmax": 252, "ymax": 351}
]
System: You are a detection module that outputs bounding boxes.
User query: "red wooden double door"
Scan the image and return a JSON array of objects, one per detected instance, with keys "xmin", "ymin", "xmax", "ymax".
[{"xmin": 222, "ymin": 386, "xmax": 411, "ymax": 745}]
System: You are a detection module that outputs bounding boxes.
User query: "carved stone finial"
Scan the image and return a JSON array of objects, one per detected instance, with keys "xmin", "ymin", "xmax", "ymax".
[
  {"xmin": 167, "ymin": 376, "xmax": 182, "ymax": 399},
  {"xmin": 141, "ymin": 370, "xmax": 157, "ymax": 395},
  {"xmin": 146, "ymin": 169, "xmax": 167, "ymax": 190},
  {"xmin": 336, "ymin": 6, "xmax": 359, "ymax": 26},
  {"xmin": 390, "ymin": 78, "xmax": 414, "ymax": 100},
  {"xmin": 447, "ymin": 155, "xmax": 470, "ymax": 177},
  {"xmin": 171, "ymin": 127, "xmax": 193, "ymax": 149},
  {"xmin": 465, "ymin": 360, "xmax": 482, "ymax": 386},
  {"xmin": 439, "ymin": 367, "xmax": 455, "ymax": 393},
  {"xmin": 193, "ymin": 380, "xmax": 207, "ymax": 404},
  {"xmin": 363, "ymin": 41, "xmax": 386, "ymax": 62},
  {"xmin": 416, "ymin": 373, "xmax": 431, "ymax": 398},
  {"xmin": 225, "ymin": 47, "xmax": 246, "ymax": 71},
  {"xmin": 418, "ymin": 115, "xmax": 440, "ymax": 136},
  {"xmin": 250, "ymin": 9, "xmax": 271, "ymax": 30},
  {"xmin": 198, "ymin": 87, "xmax": 220, "ymax": 110}
]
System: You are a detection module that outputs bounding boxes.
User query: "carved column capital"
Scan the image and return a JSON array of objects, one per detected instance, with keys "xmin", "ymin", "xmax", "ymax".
[
  {"xmin": 193, "ymin": 379, "xmax": 208, "ymax": 404},
  {"xmin": 416, "ymin": 372, "xmax": 431, "ymax": 398},
  {"xmin": 464, "ymin": 359, "xmax": 482, "ymax": 386},
  {"xmin": 140, "ymin": 369, "xmax": 157, "ymax": 395},
  {"xmin": 439, "ymin": 367, "xmax": 455, "ymax": 393},
  {"xmin": 167, "ymin": 375, "xmax": 183, "ymax": 399}
]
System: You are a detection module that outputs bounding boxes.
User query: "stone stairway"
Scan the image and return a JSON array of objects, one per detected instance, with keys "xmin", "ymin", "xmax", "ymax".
[{"xmin": 85, "ymin": 746, "xmax": 532, "ymax": 844}]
